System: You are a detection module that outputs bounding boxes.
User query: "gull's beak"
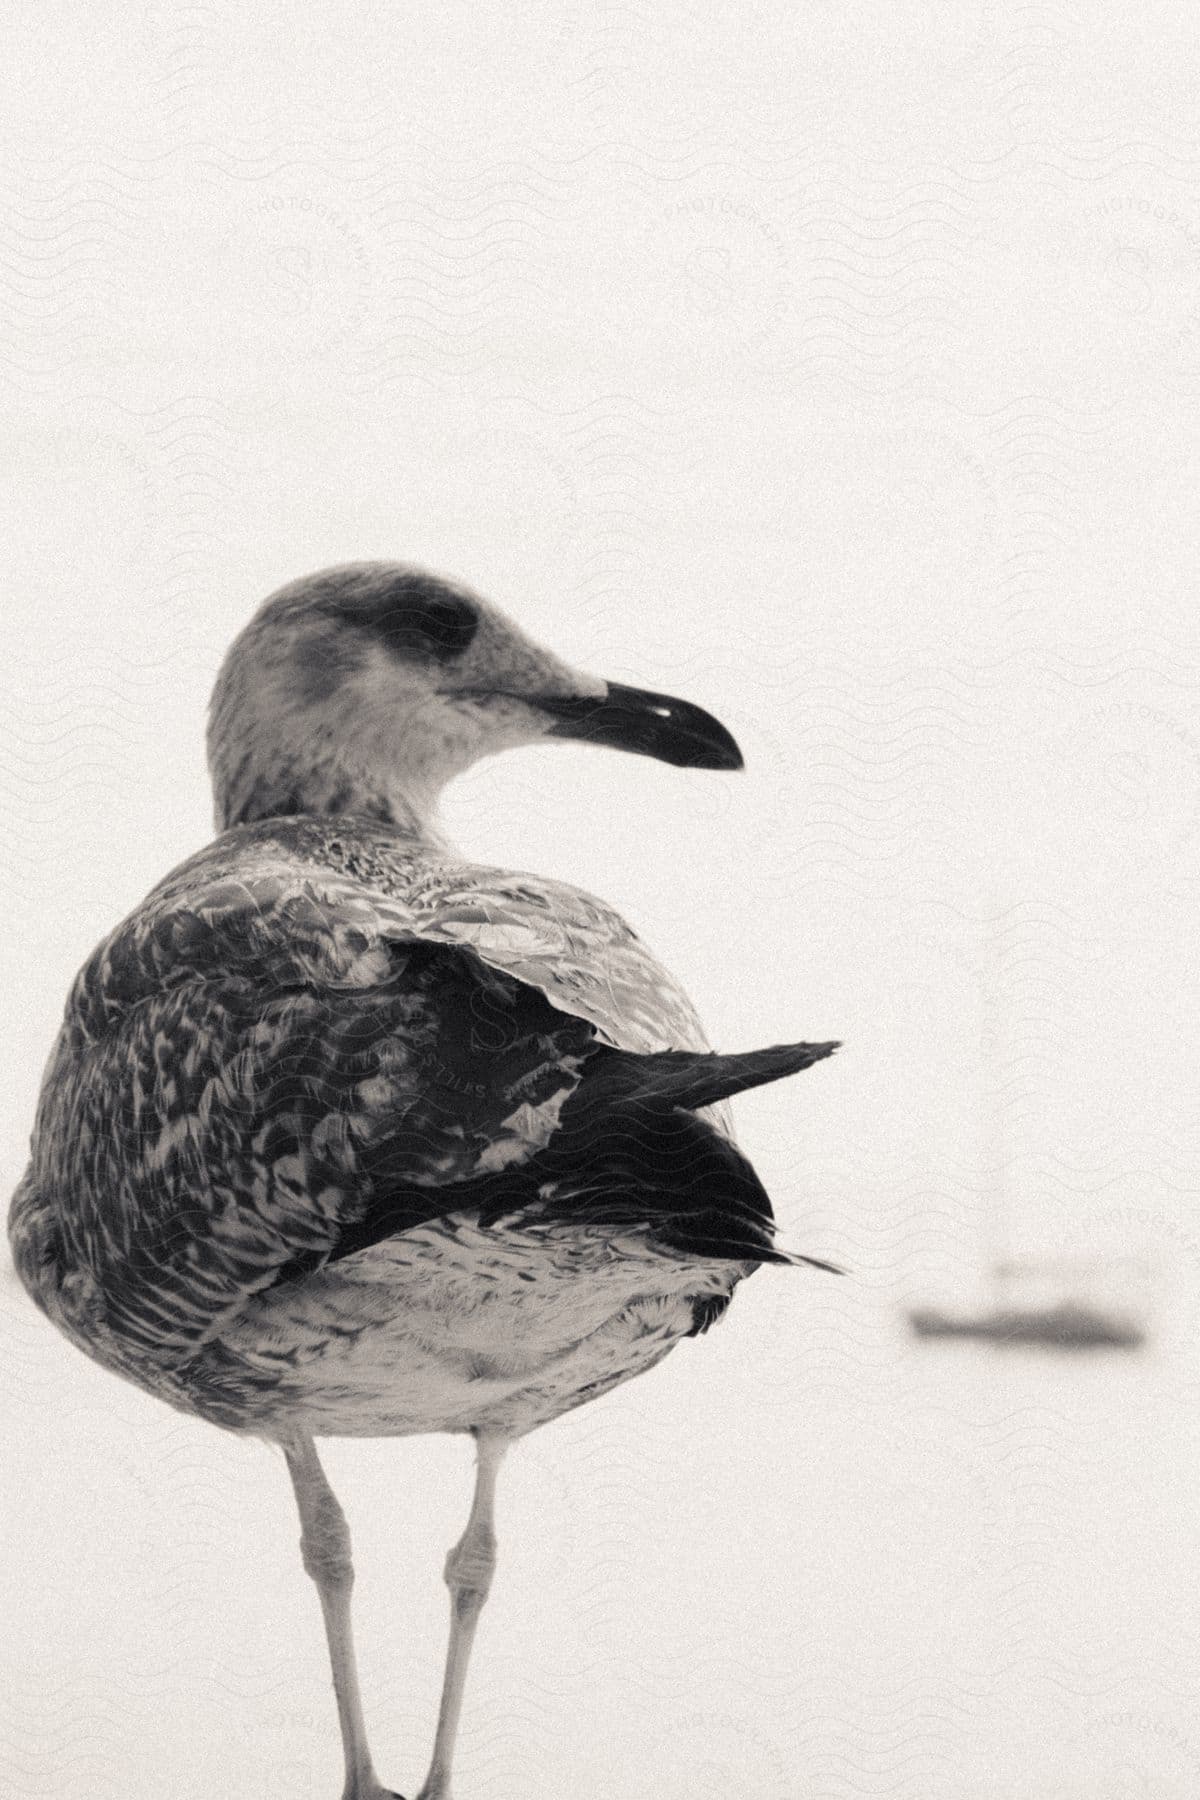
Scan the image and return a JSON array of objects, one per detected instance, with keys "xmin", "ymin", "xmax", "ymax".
[{"xmin": 533, "ymin": 680, "xmax": 744, "ymax": 771}]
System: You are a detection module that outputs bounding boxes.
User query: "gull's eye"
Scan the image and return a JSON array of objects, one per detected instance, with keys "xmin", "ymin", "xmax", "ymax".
[
  {"xmin": 313, "ymin": 565, "xmax": 485, "ymax": 666},
  {"xmin": 361, "ymin": 576, "xmax": 479, "ymax": 662}
]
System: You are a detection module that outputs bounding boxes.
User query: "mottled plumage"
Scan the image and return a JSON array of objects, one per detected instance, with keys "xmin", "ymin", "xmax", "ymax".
[
  {"xmin": 8, "ymin": 562, "xmax": 838, "ymax": 1800},
  {"xmin": 13, "ymin": 811, "xmax": 835, "ymax": 1441}
]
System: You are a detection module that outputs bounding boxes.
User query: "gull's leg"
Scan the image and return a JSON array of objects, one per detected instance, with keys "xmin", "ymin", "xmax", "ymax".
[
  {"xmin": 284, "ymin": 1436, "xmax": 400, "ymax": 1800},
  {"xmin": 416, "ymin": 1431, "xmax": 510, "ymax": 1800}
]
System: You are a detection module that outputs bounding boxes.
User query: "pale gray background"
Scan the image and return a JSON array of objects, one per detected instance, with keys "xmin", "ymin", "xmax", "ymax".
[{"xmin": 4, "ymin": 3, "xmax": 1200, "ymax": 1796}]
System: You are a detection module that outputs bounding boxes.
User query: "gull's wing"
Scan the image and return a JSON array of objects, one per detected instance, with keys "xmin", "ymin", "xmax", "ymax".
[{"xmin": 25, "ymin": 836, "xmax": 833, "ymax": 1414}]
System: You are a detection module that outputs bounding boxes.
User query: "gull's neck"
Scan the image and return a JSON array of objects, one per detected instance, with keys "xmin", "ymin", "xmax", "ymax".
[{"xmin": 214, "ymin": 746, "xmax": 452, "ymax": 850}]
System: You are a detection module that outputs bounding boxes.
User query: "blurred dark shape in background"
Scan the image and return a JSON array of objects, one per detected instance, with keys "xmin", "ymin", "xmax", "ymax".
[{"xmin": 907, "ymin": 1254, "xmax": 1150, "ymax": 1352}]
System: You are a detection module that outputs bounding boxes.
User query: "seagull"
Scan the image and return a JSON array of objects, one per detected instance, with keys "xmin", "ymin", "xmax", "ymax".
[{"xmin": 8, "ymin": 562, "xmax": 840, "ymax": 1800}]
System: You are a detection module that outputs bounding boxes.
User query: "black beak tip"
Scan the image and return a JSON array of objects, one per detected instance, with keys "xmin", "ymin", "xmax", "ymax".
[
  {"xmin": 686, "ymin": 730, "xmax": 744, "ymax": 772},
  {"xmin": 705, "ymin": 730, "xmax": 744, "ymax": 772}
]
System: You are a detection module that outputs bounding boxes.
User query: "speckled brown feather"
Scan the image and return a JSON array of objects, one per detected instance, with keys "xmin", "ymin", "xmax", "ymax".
[{"xmin": 10, "ymin": 812, "xmax": 782, "ymax": 1435}]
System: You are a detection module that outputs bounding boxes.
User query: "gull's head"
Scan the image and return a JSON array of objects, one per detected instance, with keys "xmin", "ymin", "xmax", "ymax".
[{"xmin": 208, "ymin": 561, "xmax": 743, "ymax": 832}]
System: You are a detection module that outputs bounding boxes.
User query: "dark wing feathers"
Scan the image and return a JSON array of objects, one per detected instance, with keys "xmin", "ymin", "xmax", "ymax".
[
  {"xmin": 272, "ymin": 1040, "xmax": 842, "ymax": 1285},
  {"xmin": 560, "ymin": 1039, "xmax": 840, "ymax": 1116},
  {"xmin": 293, "ymin": 1092, "xmax": 775, "ymax": 1280}
]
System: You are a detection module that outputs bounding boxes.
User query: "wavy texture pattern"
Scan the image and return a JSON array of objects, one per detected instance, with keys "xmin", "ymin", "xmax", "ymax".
[{"xmin": 5, "ymin": 1, "xmax": 1200, "ymax": 1795}]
